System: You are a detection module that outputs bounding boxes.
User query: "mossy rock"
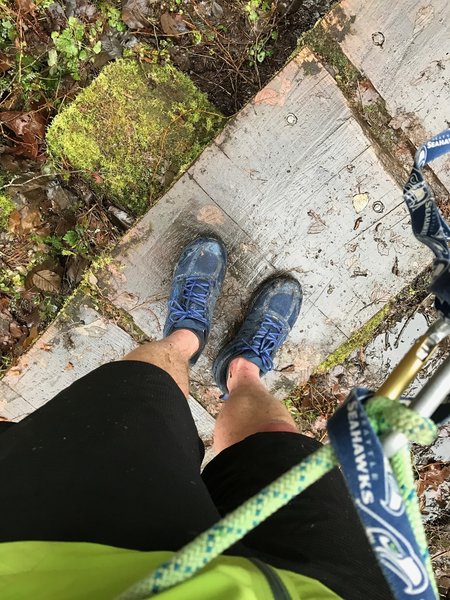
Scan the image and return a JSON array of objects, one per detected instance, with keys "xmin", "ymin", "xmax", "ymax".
[
  {"xmin": 47, "ymin": 60, "xmax": 224, "ymax": 215},
  {"xmin": 0, "ymin": 192, "xmax": 15, "ymax": 231}
]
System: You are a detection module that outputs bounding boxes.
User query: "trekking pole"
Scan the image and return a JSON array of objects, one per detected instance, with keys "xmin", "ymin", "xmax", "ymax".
[
  {"xmin": 374, "ymin": 315, "xmax": 450, "ymax": 457},
  {"xmin": 382, "ymin": 348, "xmax": 450, "ymax": 457},
  {"xmin": 378, "ymin": 317, "xmax": 450, "ymax": 402}
]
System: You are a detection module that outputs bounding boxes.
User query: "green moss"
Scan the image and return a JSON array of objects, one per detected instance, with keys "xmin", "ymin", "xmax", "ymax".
[
  {"xmin": 298, "ymin": 21, "xmax": 407, "ymax": 184},
  {"xmin": 361, "ymin": 101, "xmax": 397, "ymax": 152},
  {"xmin": 0, "ymin": 192, "xmax": 15, "ymax": 231},
  {"xmin": 47, "ymin": 59, "xmax": 224, "ymax": 215},
  {"xmin": 299, "ymin": 21, "xmax": 361, "ymax": 93},
  {"xmin": 316, "ymin": 303, "xmax": 391, "ymax": 374}
]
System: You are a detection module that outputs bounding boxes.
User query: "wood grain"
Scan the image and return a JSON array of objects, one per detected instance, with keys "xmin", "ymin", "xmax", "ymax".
[
  {"xmin": 0, "ymin": 300, "xmax": 216, "ymax": 441},
  {"xmin": 327, "ymin": 0, "xmax": 450, "ymax": 190}
]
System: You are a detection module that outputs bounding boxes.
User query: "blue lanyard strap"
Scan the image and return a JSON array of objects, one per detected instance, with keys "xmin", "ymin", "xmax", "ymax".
[
  {"xmin": 403, "ymin": 129, "xmax": 450, "ymax": 315},
  {"xmin": 327, "ymin": 390, "xmax": 437, "ymax": 600},
  {"xmin": 328, "ymin": 131, "xmax": 450, "ymax": 600}
]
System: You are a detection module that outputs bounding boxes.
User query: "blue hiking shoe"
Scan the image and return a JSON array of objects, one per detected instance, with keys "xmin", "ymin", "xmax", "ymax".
[
  {"xmin": 163, "ymin": 237, "xmax": 227, "ymax": 364},
  {"xmin": 213, "ymin": 277, "xmax": 302, "ymax": 395}
]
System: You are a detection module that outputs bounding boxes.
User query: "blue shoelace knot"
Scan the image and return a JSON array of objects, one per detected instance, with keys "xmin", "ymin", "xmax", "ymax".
[
  {"xmin": 168, "ymin": 277, "xmax": 211, "ymax": 327},
  {"xmin": 240, "ymin": 315, "xmax": 284, "ymax": 372}
]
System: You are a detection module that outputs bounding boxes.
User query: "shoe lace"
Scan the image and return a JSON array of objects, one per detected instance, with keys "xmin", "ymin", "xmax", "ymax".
[
  {"xmin": 239, "ymin": 315, "xmax": 284, "ymax": 372},
  {"xmin": 168, "ymin": 277, "xmax": 210, "ymax": 327}
]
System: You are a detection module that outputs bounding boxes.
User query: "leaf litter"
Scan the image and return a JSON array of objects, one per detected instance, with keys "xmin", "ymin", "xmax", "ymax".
[{"xmin": 0, "ymin": 110, "xmax": 47, "ymax": 159}]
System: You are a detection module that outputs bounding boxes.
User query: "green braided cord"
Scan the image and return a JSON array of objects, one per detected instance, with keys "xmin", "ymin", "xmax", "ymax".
[
  {"xmin": 366, "ymin": 397, "xmax": 438, "ymax": 594},
  {"xmin": 118, "ymin": 444, "xmax": 338, "ymax": 599},
  {"xmin": 365, "ymin": 397, "xmax": 437, "ymax": 446},
  {"xmin": 391, "ymin": 446, "xmax": 438, "ymax": 596},
  {"xmin": 117, "ymin": 398, "xmax": 438, "ymax": 600}
]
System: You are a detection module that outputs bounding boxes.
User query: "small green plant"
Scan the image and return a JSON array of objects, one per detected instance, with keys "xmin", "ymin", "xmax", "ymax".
[
  {"xmin": 0, "ymin": 17, "xmax": 15, "ymax": 49},
  {"xmin": 99, "ymin": 3, "xmax": 127, "ymax": 32},
  {"xmin": 168, "ymin": 0, "xmax": 183, "ymax": 11},
  {"xmin": 191, "ymin": 30, "xmax": 202, "ymax": 45},
  {"xmin": 0, "ymin": 354, "xmax": 12, "ymax": 374},
  {"xmin": 18, "ymin": 53, "xmax": 60, "ymax": 103},
  {"xmin": 248, "ymin": 40, "xmax": 273, "ymax": 63},
  {"xmin": 40, "ymin": 225, "xmax": 93, "ymax": 260},
  {"xmin": 50, "ymin": 17, "xmax": 102, "ymax": 80},
  {"xmin": 62, "ymin": 225, "xmax": 93, "ymax": 258},
  {"xmin": 0, "ymin": 192, "xmax": 15, "ymax": 231},
  {"xmin": 0, "ymin": 269, "xmax": 24, "ymax": 297},
  {"xmin": 35, "ymin": 0, "xmax": 55, "ymax": 10},
  {"xmin": 39, "ymin": 295, "xmax": 59, "ymax": 321},
  {"xmin": 247, "ymin": 29, "xmax": 277, "ymax": 65},
  {"xmin": 243, "ymin": 0, "xmax": 277, "ymax": 66},
  {"xmin": 244, "ymin": 0, "xmax": 271, "ymax": 24}
]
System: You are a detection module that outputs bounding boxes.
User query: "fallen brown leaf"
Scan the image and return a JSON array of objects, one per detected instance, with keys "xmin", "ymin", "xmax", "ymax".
[
  {"xmin": 9, "ymin": 366, "xmax": 22, "ymax": 376},
  {"xmin": 311, "ymin": 414, "xmax": 328, "ymax": 434},
  {"xmin": 359, "ymin": 79, "xmax": 380, "ymax": 107},
  {"xmin": 65, "ymin": 361, "xmax": 74, "ymax": 370},
  {"xmin": 9, "ymin": 321, "xmax": 24, "ymax": 339},
  {"xmin": 16, "ymin": 0, "xmax": 35, "ymax": 14},
  {"xmin": 352, "ymin": 192, "xmax": 369, "ymax": 213},
  {"xmin": 66, "ymin": 255, "xmax": 89, "ymax": 286},
  {"xmin": 39, "ymin": 342, "xmax": 53, "ymax": 351},
  {"xmin": 9, "ymin": 206, "xmax": 41, "ymax": 236},
  {"xmin": 0, "ymin": 296, "xmax": 10, "ymax": 312},
  {"xmin": 90, "ymin": 172, "xmax": 103, "ymax": 184},
  {"xmin": 8, "ymin": 210, "xmax": 22, "ymax": 233},
  {"xmin": 21, "ymin": 324, "xmax": 38, "ymax": 350},
  {"xmin": 160, "ymin": 12, "xmax": 188, "ymax": 36},
  {"xmin": 20, "ymin": 205, "xmax": 41, "ymax": 232},
  {"xmin": 32, "ymin": 270, "xmax": 61, "ymax": 293},
  {"xmin": 416, "ymin": 463, "xmax": 450, "ymax": 497},
  {"xmin": 331, "ymin": 381, "xmax": 341, "ymax": 396},
  {"xmin": 0, "ymin": 53, "xmax": 14, "ymax": 73},
  {"xmin": 122, "ymin": 0, "xmax": 151, "ymax": 28},
  {"xmin": 0, "ymin": 110, "xmax": 46, "ymax": 159}
]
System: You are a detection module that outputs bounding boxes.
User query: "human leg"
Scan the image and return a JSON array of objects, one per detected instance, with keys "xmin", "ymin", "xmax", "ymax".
[
  {"xmin": 122, "ymin": 329, "xmax": 199, "ymax": 397},
  {"xmin": 0, "ymin": 360, "xmax": 222, "ymax": 549},
  {"xmin": 122, "ymin": 236, "xmax": 227, "ymax": 399},
  {"xmin": 0, "ymin": 237, "xmax": 229, "ymax": 550},
  {"xmin": 214, "ymin": 356, "xmax": 298, "ymax": 453},
  {"xmin": 203, "ymin": 431, "xmax": 393, "ymax": 600},
  {"xmin": 203, "ymin": 276, "xmax": 392, "ymax": 599},
  {"xmin": 212, "ymin": 277, "xmax": 302, "ymax": 453}
]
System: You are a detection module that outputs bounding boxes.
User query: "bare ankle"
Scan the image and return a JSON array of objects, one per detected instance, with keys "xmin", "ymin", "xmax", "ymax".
[
  {"xmin": 166, "ymin": 329, "xmax": 200, "ymax": 359},
  {"xmin": 227, "ymin": 357, "xmax": 260, "ymax": 392}
]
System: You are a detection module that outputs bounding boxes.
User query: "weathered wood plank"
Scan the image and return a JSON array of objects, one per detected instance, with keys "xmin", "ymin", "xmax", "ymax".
[
  {"xmin": 1, "ymin": 302, "xmax": 136, "ymax": 412},
  {"xmin": 192, "ymin": 48, "xmax": 430, "ymax": 337},
  {"xmin": 0, "ymin": 299, "xmax": 215, "ymax": 441},
  {"xmin": 187, "ymin": 396, "xmax": 215, "ymax": 443},
  {"xmin": 326, "ymin": 0, "xmax": 450, "ymax": 190},
  {"xmin": 0, "ymin": 383, "xmax": 33, "ymax": 421},
  {"xmin": 99, "ymin": 172, "xmax": 348, "ymax": 398}
]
